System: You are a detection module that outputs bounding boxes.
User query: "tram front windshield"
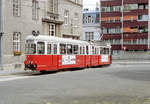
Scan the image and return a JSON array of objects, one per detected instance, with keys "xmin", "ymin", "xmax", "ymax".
[{"xmin": 25, "ymin": 43, "xmax": 36, "ymax": 54}]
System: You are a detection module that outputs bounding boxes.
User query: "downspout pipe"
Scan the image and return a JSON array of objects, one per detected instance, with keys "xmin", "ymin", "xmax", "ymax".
[{"xmin": 0, "ymin": 0, "xmax": 4, "ymax": 70}]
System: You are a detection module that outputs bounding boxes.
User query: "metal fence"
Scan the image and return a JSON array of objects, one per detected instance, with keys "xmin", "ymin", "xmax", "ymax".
[{"xmin": 112, "ymin": 51, "xmax": 150, "ymax": 60}]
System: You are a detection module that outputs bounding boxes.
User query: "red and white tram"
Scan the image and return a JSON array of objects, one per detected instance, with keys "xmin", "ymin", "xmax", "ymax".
[{"xmin": 24, "ymin": 35, "xmax": 111, "ymax": 72}]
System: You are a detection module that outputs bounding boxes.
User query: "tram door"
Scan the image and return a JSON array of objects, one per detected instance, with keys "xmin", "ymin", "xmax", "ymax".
[
  {"xmin": 47, "ymin": 43, "xmax": 58, "ymax": 70},
  {"xmin": 52, "ymin": 43, "xmax": 58, "ymax": 70}
]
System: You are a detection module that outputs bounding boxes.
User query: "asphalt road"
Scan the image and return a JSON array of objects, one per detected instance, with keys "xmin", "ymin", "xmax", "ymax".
[{"xmin": 0, "ymin": 63, "xmax": 150, "ymax": 104}]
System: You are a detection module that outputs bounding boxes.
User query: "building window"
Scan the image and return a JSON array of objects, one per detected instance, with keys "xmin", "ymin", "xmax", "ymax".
[
  {"xmin": 32, "ymin": 0, "xmax": 39, "ymax": 20},
  {"xmin": 124, "ymin": 4, "xmax": 138, "ymax": 11},
  {"xmin": 50, "ymin": 0, "xmax": 54, "ymax": 13},
  {"xmin": 64, "ymin": 10, "xmax": 69, "ymax": 25},
  {"xmin": 86, "ymin": 15, "xmax": 94, "ymax": 24},
  {"xmin": 74, "ymin": 12, "xmax": 79, "ymax": 20},
  {"xmin": 85, "ymin": 32, "xmax": 94, "ymax": 41},
  {"xmin": 49, "ymin": 23, "xmax": 55, "ymax": 36},
  {"xmin": 49, "ymin": 0, "xmax": 58, "ymax": 13},
  {"xmin": 13, "ymin": 32, "xmax": 21, "ymax": 56},
  {"xmin": 138, "ymin": 15, "xmax": 148, "ymax": 21},
  {"xmin": 13, "ymin": 0, "xmax": 21, "ymax": 17}
]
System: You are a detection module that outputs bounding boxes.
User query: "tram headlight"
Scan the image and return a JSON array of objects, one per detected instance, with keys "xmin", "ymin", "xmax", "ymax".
[
  {"xmin": 28, "ymin": 61, "xmax": 34, "ymax": 64},
  {"xmin": 33, "ymin": 64, "xmax": 37, "ymax": 68}
]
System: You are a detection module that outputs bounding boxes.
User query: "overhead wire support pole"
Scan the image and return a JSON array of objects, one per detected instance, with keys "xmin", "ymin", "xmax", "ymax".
[{"xmin": 121, "ymin": 0, "xmax": 124, "ymax": 50}]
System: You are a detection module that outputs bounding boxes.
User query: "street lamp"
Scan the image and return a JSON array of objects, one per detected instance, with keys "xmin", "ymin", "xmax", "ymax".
[{"xmin": 0, "ymin": 32, "xmax": 4, "ymax": 36}]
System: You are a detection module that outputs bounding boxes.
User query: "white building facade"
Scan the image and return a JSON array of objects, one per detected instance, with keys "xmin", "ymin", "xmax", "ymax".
[{"xmin": 0, "ymin": 0, "xmax": 83, "ymax": 70}]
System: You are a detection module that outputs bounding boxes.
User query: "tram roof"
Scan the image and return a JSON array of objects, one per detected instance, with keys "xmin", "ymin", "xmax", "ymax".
[{"xmin": 26, "ymin": 35, "xmax": 90, "ymax": 45}]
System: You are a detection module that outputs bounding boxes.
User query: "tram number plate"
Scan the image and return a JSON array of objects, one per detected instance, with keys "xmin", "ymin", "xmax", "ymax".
[
  {"xmin": 62, "ymin": 55, "xmax": 76, "ymax": 65},
  {"xmin": 101, "ymin": 55, "xmax": 108, "ymax": 62}
]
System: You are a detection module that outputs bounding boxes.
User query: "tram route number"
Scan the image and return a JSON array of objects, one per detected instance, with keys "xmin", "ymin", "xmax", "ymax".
[{"xmin": 62, "ymin": 55, "xmax": 76, "ymax": 65}]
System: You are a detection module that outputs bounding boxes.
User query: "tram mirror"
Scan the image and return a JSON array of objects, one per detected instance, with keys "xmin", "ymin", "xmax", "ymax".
[
  {"xmin": 32, "ymin": 30, "xmax": 40, "ymax": 36},
  {"xmin": 37, "ymin": 31, "xmax": 40, "ymax": 36},
  {"xmin": 32, "ymin": 31, "xmax": 36, "ymax": 36}
]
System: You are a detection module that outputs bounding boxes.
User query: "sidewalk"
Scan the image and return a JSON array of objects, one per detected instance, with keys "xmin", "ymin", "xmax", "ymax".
[
  {"xmin": 0, "ymin": 68, "xmax": 30, "ymax": 76},
  {"xmin": 112, "ymin": 60, "xmax": 150, "ymax": 64}
]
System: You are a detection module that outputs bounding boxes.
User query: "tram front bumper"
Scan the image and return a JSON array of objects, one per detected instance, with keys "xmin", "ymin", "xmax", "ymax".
[{"xmin": 24, "ymin": 64, "xmax": 37, "ymax": 70}]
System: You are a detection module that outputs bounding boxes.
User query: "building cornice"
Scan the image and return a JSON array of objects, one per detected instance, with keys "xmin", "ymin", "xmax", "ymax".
[{"xmin": 66, "ymin": 0, "xmax": 83, "ymax": 7}]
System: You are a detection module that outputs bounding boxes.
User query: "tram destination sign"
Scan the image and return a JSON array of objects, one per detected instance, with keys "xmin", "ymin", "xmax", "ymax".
[{"xmin": 62, "ymin": 55, "xmax": 76, "ymax": 65}]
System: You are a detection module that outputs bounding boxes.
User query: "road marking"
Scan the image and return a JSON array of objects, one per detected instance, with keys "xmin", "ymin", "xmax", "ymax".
[{"xmin": 0, "ymin": 75, "xmax": 32, "ymax": 82}]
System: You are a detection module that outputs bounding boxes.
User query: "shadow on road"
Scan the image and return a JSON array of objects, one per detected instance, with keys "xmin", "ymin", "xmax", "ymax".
[{"xmin": 9, "ymin": 68, "xmax": 86, "ymax": 76}]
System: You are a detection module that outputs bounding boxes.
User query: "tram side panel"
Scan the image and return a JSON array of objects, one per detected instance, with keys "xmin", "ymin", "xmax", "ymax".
[
  {"xmin": 52, "ymin": 55, "xmax": 59, "ymax": 70},
  {"xmin": 90, "ymin": 55, "xmax": 99, "ymax": 67},
  {"xmin": 85, "ymin": 55, "xmax": 91, "ymax": 67},
  {"xmin": 76, "ymin": 55, "xmax": 86, "ymax": 68},
  {"xmin": 98, "ymin": 55, "xmax": 101, "ymax": 66}
]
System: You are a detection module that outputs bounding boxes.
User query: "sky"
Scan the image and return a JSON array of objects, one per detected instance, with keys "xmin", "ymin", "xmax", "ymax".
[{"xmin": 83, "ymin": 0, "xmax": 99, "ymax": 10}]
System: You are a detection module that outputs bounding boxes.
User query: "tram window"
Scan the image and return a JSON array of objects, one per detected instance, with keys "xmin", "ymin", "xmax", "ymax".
[
  {"xmin": 103, "ymin": 48, "xmax": 106, "ymax": 54},
  {"xmin": 99, "ymin": 48, "xmax": 101, "ymax": 55},
  {"xmin": 92, "ymin": 46, "xmax": 94, "ymax": 55},
  {"xmin": 100, "ymin": 48, "xmax": 104, "ymax": 54},
  {"xmin": 54, "ymin": 44, "xmax": 57, "ymax": 54},
  {"xmin": 96, "ymin": 48, "xmax": 99, "ymax": 55},
  {"xmin": 25, "ymin": 44, "xmax": 36, "ymax": 54},
  {"xmin": 97, "ymin": 48, "xmax": 100, "ymax": 54},
  {"xmin": 37, "ymin": 42, "xmax": 45, "ymax": 54},
  {"xmin": 60, "ymin": 44, "xmax": 66, "ymax": 54},
  {"xmin": 80, "ymin": 47, "xmax": 82, "ymax": 54},
  {"xmin": 106, "ymin": 48, "xmax": 109, "ymax": 54},
  {"xmin": 104, "ymin": 48, "xmax": 108, "ymax": 54},
  {"xmin": 86, "ymin": 46, "xmax": 89, "ymax": 55},
  {"xmin": 103, "ymin": 48, "xmax": 108, "ymax": 54},
  {"xmin": 47, "ymin": 44, "xmax": 52, "ymax": 54},
  {"xmin": 83, "ymin": 47, "xmax": 85, "ymax": 55},
  {"xmin": 73, "ymin": 45, "xmax": 79, "ymax": 54},
  {"xmin": 67, "ymin": 44, "xmax": 72, "ymax": 54}
]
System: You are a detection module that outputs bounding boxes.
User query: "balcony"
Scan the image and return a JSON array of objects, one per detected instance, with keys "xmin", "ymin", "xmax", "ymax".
[
  {"xmin": 42, "ymin": 12, "xmax": 63, "ymax": 25},
  {"xmin": 101, "ymin": 0, "xmax": 148, "ymax": 6},
  {"xmin": 124, "ymin": 0, "xmax": 148, "ymax": 4},
  {"xmin": 123, "ymin": 21, "xmax": 148, "ymax": 27},
  {"xmin": 101, "ymin": 12, "xmax": 122, "ymax": 17},
  {"xmin": 123, "ymin": 33, "xmax": 148, "ymax": 39},
  {"xmin": 101, "ymin": 0, "xmax": 122, "ymax": 7},
  {"xmin": 111, "ymin": 45, "xmax": 122, "ymax": 50},
  {"xmin": 123, "ymin": 45, "xmax": 148, "ymax": 50},
  {"xmin": 101, "ymin": 22, "xmax": 122, "ymax": 28},
  {"xmin": 124, "ymin": 9, "xmax": 148, "ymax": 16},
  {"xmin": 102, "ymin": 34, "xmax": 121, "ymax": 40}
]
